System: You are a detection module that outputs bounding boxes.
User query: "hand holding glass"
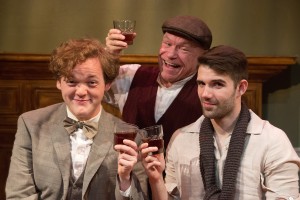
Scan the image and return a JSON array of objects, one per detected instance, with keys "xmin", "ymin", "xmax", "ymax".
[
  {"xmin": 114, "ymin": 122, "xmax": 138, "ymax": 147},
  {"xmin": 113, "ymin": 19, "xmax": 136, "ymax": 45},
  {"xmin": 140, "ymin": 125, "xmax": 164, "ymax": 154}
]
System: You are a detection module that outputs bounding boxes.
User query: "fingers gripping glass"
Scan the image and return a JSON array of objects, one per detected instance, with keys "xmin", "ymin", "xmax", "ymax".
[
  {"xmin": 114, "ymin": 122, "xmax": 138, "ymax": 148},
  {"xmin": 140, "ymin": 125, "xmax": 164, "ymax": 154},
  {"xmin": 113, "ymin": 19, "xmax": 136, "ymax": 45}
]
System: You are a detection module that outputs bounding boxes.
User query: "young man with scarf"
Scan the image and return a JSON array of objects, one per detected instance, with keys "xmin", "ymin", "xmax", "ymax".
[{"xmin": 140, "ymin": 45, "xmax": 300, "ymax": 199}]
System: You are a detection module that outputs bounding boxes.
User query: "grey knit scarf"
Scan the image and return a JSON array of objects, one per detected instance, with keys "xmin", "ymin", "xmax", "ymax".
[{"xmin": 199, "ymin": 103, "xmax": 250, "ymax": 200}]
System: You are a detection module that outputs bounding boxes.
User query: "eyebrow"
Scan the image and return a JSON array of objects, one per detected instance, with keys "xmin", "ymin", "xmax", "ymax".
[
  {"xmin": 163, "ymin": 35, "xmax": 196, "ymax": 47},
  {"xmin": 212, "ymin": 79, "xmax": 226, "ymax": 83},
  {"xmin": 87, "ymin": 75, "xmax": 97, "ymax": 78},
  {"xmin": 196, "ymin": 79, "xmax": 226, "ymax": 84}
]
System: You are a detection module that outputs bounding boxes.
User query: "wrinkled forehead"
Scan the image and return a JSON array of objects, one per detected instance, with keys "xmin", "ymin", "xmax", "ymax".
[{"xmin": 162, "ymin": 32, "xmax": 201, "ymax": 48}]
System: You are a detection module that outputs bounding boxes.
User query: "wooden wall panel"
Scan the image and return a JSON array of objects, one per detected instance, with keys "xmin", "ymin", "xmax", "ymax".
[
  {"xmin": 242, "ymin": 82, "xmax": 262, "ymax": 115},
  {"xmin": 0, "ymin": 53, "xmax": 296, "ymax": 199},
  {"xmin": 0, "ymin": 82, "xmax": 20, "ymax": 114},
  {"xmin": 23, "ymin": 80, "xmax": 62, "ymax": 110}
]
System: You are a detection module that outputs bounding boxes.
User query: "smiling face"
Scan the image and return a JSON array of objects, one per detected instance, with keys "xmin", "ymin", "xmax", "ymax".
[
  {"xmin": 56, "ymin": 57, "xmax": 110, "ymax": 121},
  {"xmin": 197, "ymin": 65, "xmax": 247, "ymax": 121},
  {"xmin": 158, "ymin": 32, "xmax": 204, "ymax": 87}
]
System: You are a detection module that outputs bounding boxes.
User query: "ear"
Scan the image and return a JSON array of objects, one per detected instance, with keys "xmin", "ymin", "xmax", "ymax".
[
  {"xmin": 56, "ymin": 79, "xmax": 62, "ymax": 90},
  {"xmin": 105, "ymin": 83, "xmax": 112, "ymax": 91},
  {"xmin": 237, "ymin": 79, "xmax": 248, "ymax": 95}
]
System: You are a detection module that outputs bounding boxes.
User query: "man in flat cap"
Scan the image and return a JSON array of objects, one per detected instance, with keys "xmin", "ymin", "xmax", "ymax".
[{"xmin": 105, "ymin": 15, "xmax": 212, "ymax": 148}]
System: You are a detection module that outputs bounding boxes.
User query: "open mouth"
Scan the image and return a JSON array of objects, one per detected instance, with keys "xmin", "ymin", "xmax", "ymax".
[{"xmin": 163, "ymin": 60, "xmax": 180, "ymax": 68}]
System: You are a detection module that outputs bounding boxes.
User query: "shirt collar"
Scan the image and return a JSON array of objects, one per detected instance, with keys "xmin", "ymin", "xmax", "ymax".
[
  {"xmin": 181, "ymin": 110, "xmax": 263, "ymax": 136},
  {"xmin": 246, "ymin": 110, "xmax": 264, "ymax": 135},
  {"xmin": 156, "ymin": 73, "xmax": 195, "ymax": 89}
]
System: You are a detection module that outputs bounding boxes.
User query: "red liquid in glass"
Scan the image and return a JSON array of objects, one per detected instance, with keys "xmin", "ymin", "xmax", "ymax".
[
  {"xmin": 142, "ymin": 138, "xmax": 164, "ymax": 154},
  {"xmin": 114, "ymin": 132, "xmax": 137, "ymax": 145},
  {"xmin": 122, "ymin": 32, "xmax": 134, "ymax": 45}
]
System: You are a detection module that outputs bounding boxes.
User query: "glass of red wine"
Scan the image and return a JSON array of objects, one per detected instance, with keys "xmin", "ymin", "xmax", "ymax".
[
  {"xmin": 113, "ymin": 19, "xmax": 136, "ymax": 45},
  {"xmin": 140, "ymin": 125, "xmax": 164, "ymax": 154},
  {"xmin": 114, "ymin": 122, "xmax": 138, "ymax": 151}
]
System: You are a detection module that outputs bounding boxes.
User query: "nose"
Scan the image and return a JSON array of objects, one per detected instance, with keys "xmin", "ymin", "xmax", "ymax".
[
  {"xmin": 75, "ymin": 83, "xmax": 88, "ymax": 96},
  {"xmin": 166, "ymin": 46, "xmax": 178, "ymax": 58},
  {"xmin": 199, "ymin": 85, "xmax": 212, "ymax": 99}
]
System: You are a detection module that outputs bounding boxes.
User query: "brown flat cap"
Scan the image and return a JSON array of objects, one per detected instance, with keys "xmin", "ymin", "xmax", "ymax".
[{"xmin": 162, "ymin": 15, "xmax": 212, "ymax": 50}]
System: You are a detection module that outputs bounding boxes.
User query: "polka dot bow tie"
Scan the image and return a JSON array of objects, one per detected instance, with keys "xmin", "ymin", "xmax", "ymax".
[{"xmin": 63, "ymin": 117, "xmax": 98, "ymax": 139}]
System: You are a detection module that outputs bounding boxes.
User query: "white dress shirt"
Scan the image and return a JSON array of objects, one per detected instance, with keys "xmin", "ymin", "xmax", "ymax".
[
  {"xmin": 66, "ymin": 107, "xmax": 101, "ymax": 180},
  {"xmin": 66, "ymin": 107, "xmax": 132, "ymax": 196},
  {"xmin": 109, "ymin": 64, "xmax": 194, "ymax": 122}
]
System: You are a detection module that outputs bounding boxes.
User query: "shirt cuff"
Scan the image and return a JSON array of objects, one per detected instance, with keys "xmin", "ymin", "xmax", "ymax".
[{"xmin": 119, "ymin": 185, "xmax": 132, "ymax": 197}]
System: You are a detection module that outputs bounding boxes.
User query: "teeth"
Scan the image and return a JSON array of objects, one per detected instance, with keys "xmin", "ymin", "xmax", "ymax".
[{"xmin": 164, "ymin": 60, "xmax": 180, "ymax": 68}]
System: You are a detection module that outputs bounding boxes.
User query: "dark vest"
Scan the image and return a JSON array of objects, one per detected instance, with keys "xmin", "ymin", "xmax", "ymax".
[
  {"xmin": 67, "ymin": 169, "xmax": 84, "ymax": 200},
  {"xmin": 122, "ymin": 66, "xmax": 202, "ymax": 147}
]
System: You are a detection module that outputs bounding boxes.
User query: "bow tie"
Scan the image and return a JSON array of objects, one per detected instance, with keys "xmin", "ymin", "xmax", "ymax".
[{"xmin": 63, "ymin": 117, "xmax": 98, "ymax": 139}]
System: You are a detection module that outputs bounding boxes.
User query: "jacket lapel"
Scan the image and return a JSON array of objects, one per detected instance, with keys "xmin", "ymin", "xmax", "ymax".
[
  {"xmin": 50, "ymin": 104, "xmax": 72, "ymax": 196},
  {"xmin": 82, "ymin": 109, "xmax": 115, "ymax": 195}
]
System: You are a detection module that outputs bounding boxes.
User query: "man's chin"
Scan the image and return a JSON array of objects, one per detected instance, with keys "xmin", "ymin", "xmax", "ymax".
[
  {"xmin": 203, "ymin": 111, "xmax": 215, "ymax": 119},
  {"xmin": 160, "ymin": 72, "xmax": 177, "ymax": 83},
  {"xmin": 75, "ymin": 114, "xmax": 92, "ymax": 121},
  {"xmin": 69, "ymin": 108, "xmax": 92, "ymax": 120}
]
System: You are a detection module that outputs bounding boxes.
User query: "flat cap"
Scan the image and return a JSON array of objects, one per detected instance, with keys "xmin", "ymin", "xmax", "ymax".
[{"xmin": 162, "ymin": 15, "xmax": 212, "ymax": 50}]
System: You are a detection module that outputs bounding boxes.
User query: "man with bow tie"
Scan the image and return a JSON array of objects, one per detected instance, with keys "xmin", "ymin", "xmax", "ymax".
[{"xmin": 5, "ymin": 38, "xmax": 148, "ymax": 199}]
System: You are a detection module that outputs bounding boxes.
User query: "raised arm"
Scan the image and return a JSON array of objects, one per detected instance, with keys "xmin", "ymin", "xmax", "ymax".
[{"xmin": 105, "ymin": 28, "xmax": 136, "ymax": 55}]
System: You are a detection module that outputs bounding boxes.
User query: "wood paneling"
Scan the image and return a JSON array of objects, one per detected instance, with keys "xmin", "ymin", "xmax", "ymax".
[{"xmin": 0, "ymin": 53, "xmax": 296, "ymax": 199}]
